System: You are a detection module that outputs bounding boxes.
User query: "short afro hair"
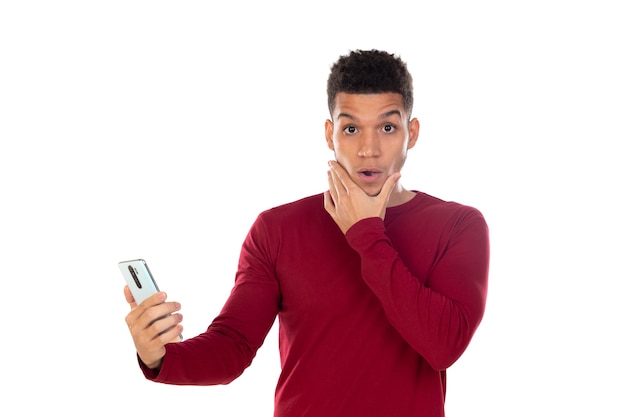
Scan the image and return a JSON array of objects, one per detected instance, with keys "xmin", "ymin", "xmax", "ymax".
[{"xmin": 327, "ymin": 49, "xmax": 413, "ymax": 117}]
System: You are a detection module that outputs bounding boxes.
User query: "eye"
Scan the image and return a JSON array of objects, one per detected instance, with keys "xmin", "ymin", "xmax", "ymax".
[
  {"xmin": 382, "ymin": 124, "xmax": 396, "ymax": 133},
  {"xmin": 343, "ymin": 125, "xmax": 358, "ymax": 135}
]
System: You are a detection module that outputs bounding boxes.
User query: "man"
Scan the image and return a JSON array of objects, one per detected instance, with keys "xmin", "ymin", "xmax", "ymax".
[{"xmin": 124, "ymin": 49, "xmax": 490, "ymax": 416}]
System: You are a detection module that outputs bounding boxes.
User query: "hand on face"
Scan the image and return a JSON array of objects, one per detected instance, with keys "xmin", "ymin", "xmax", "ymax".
[{"xmin": 324, "ymin": 160, "xmax": 400, "ymax": 234}]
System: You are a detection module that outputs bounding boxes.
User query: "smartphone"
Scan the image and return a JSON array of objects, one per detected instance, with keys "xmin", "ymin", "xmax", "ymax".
[
  {"xmin": 119, "ymin": 258, "xmax": 161, "ymax": 305},
  {"xmin": 119, "ymin": 258, "xmax": 183, "ymax": 340}
]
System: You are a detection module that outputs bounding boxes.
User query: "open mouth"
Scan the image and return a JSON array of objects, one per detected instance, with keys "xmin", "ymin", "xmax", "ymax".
[
  {"xmin": 357, "ymin": 169, "xmax": 382, "ymax": 183},
  {"xmin": 358, "ymin": 168, "xmax": 381, "ymax": 176}
]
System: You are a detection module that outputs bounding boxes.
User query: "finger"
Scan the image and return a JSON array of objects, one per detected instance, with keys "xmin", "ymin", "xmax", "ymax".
[
  {"xmin": 328, "ymin": 165, "xmax": 349, "ymax": 203},
  {"xmin": 142, "ymin": 291, "xmax": 168, "ymax": 308},
  {"xmin": 379, "ymin": 172, "xmax": 401, "ymax": 203},
  {"xmin": 125, "ymin": 291, "xmax": 169, "ymax": 332},
  {"xmin": 328, "ymin": 161, "xmax": 345, "ymax": 191},
  {"xmin": 149, "ymin": 312, "xmax": 183, "ymax": 339},
  {"xmin": 124, "ymin": 285, "xmax": 137, "ymax": 309},
  {"xmin": 127, "ymin": 300, "xmax": 181, "ymax": 343},
  {"xmin": 143, "ymin": 301, "xmax": 182, "ymax": 326},
  {"xmin": 323, "ymin": 190, "xmax": 336, "ymax": 218},
  {"xmin": 326, "ymin": 170, "xmax": 339, "ymax": 203},
  {"xmin": 168, "ymin": 325, "xmax": 184, "ymax": 344},
  {"xmin": 155, "ymin": 323, "xmax": 184, "ymax": 345},
  {"xmin": 328, "ymin": 160, "xmax": 357, "ymax": 192}
]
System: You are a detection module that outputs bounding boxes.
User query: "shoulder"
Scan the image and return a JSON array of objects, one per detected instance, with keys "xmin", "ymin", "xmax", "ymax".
[
  {"xmin": 389, "ymin": 191, "xmax": 488, "ymax": 234},
  {"xmin": 261, "ymin": 193, "xmax": 324, "ymax": 217},
  {"xmin": 421, "ymin": 193, "xmax": 489, "ymax": 239},
  {"xmin": 253, "ymin": 193, "xmax": 327, "ymax": 229},
  {"xmin": 395, "ymin": 191, "xmax": 484, "ymax": 219},
  {"xmin": 245, "ymin": 193, "xmax": 333, "ymax": 248}
]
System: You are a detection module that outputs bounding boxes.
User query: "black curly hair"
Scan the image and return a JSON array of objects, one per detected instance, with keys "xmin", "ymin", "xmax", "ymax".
[{"xmin": 327, "ymin": 49, "xmax": 413, "ymax": 117}]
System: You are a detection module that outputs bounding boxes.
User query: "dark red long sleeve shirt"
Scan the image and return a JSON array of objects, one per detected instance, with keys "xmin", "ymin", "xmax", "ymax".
[{"xmin": 142, "ymin": 192, "xmax": 490, "ymax": 417}]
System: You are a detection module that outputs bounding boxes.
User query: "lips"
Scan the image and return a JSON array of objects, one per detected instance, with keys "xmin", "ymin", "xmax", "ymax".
[{"xmin": 357, "ymin": 168, "xmax": 383, "ymax": 184}]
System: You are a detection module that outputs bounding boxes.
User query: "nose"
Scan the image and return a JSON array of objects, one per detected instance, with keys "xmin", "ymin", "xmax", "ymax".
[{"xmin": 357, "ymin": 130, "xmax": 380, "ymax": 158}]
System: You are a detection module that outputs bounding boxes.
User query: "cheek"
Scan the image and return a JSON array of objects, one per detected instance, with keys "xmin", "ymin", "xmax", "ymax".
[
  {"xmin": 331, "ymin": 148, "xmax": 354, "ymax": 173},
  {"xmin": 330, "ymin": 141, "xmax": 344, "ymax": 157},
  {"xmin": 392, "ymin": 150, "xmax": 409, "ymax": 170}
]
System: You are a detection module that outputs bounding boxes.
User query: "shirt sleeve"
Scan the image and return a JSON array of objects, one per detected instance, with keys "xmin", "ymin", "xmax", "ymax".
[
  {"xmin": 146, "ymin": 215, "xmax": 281, "ymax": 386},
  {"xmin": 345, "ymin": 208, "xmax": 489, "ymax": 370}
]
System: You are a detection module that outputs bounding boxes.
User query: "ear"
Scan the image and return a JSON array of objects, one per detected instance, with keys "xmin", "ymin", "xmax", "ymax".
[
  {"xmin": 325, "ymin": 119, "xmax": 335, "ymax": 151},
  {"xmin": 407, "ymin": 118, "xmax": 420, "ymax": 149}
]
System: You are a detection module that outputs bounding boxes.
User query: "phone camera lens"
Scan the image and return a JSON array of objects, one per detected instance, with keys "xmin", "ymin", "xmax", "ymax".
[{"xmin": 128, "ymin": 265, "xmax": 142, "ymax": 289}]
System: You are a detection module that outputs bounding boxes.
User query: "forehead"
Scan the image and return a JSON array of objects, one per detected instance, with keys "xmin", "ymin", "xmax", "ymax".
[{"xmin": 332, "ymin": 92, "xmax": 407, "ymax": 121}]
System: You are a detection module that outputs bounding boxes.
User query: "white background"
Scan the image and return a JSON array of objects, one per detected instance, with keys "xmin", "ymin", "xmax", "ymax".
[{"xmin": 2, "ymin": 1, "xmax": 624, "ymax": 416}]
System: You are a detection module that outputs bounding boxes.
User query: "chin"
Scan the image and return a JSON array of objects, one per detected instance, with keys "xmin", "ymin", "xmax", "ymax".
[{"xmin": 362, "ymin": 186, "xmax": 383, "ymax": 197}]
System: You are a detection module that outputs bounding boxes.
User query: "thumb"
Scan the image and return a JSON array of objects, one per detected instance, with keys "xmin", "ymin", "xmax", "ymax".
[
  {"xmin": 123, "ymin": 285, "xmax": 138, "ymax": 309},
  {"xmin": 379, "ymin": 172, "xmax": 401, "ymax": 203}
]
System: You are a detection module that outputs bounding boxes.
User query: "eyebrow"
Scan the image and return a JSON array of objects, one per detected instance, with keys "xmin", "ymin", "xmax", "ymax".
[{"xmin": 336, "ymin": 109, "xmax": 403, "ymax": 121}]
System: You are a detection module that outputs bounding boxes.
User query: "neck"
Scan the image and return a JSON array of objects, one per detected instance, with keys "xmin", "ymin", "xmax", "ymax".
[{"xmin": 387, "ymin": 184, "xmax": 415, "ymax": 207}]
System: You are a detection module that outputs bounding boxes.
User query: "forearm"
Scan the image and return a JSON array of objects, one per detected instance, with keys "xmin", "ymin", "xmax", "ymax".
[
  {"xmin": 346, "ymin": 217, "xmax": 489, "ymax": 370},
  {"xmin": 146, "ymin": 324, "xmax": 260, "ymax": 386},
  {"xmin": 143, "ymin": 280, "xmax": 280, "ymax": 385}
]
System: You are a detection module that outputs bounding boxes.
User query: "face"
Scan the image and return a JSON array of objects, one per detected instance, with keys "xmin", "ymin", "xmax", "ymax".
[{"xmin": 325, "ymin": 92, "xmax": 420, "ymax": 202}]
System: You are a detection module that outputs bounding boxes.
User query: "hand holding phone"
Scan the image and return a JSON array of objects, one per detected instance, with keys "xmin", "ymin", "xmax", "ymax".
[{"xmin": 119, "ymin": 258, "xmax": 183, "ymax": 341}]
